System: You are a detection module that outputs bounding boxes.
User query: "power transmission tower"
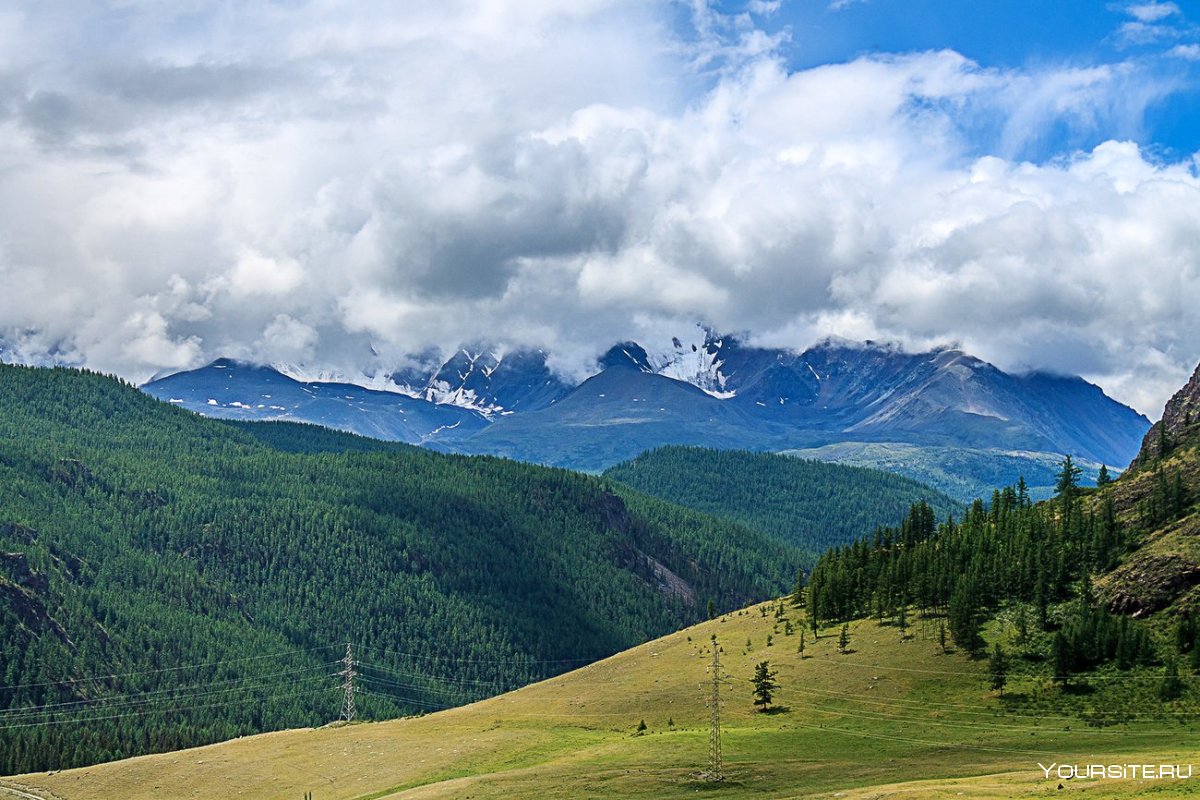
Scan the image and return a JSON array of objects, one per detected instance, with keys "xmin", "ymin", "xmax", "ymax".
[
  {"xmin": 340, "ymin": 642, "xmax": 357, "ymax": 722},
  {"xmin": 705, "ymin": 639, "xmax": 725, "ymax": 782}
]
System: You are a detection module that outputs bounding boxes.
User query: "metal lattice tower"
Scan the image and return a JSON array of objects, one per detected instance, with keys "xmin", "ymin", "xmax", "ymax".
[
  {"xmin": 340, "ymin": 642, "xmax": 357, "ymax": 722},
  {"xmin": 706, "ymin": 640, "xmax": 723, "ymax": 782}
]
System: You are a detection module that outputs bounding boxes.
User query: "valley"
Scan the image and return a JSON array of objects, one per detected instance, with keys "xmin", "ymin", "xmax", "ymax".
[{"xmin": 4, "ymin": 3, "xmax": 1199, "ymax": 797}]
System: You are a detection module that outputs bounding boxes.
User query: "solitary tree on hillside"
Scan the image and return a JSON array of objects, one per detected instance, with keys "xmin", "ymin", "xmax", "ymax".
[
  {"xmin": 838, "ymin": 624, "xmax": 850, "ymax": 655},
  {"xmin": 751, "ymin": 660, "xmax": 779, "ymax": 711}
]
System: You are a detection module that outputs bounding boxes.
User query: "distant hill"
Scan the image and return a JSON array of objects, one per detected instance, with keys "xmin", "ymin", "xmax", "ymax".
[
  {"xmin": 0, "ymin": 364, "xmax": 795, "ymax": 774},
  {"xmin": 780, "ymin": 441, "xmax": 1112, "ymax": 503},
  {"xmin": 604, "ymin": 446, "xmax": 961, "ymax": 561}
]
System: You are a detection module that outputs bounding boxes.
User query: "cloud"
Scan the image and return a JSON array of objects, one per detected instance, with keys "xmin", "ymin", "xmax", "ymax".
[
  {"xmin": 1170, "ymin": 43, "xmax": 1200, "ymax": 59},
  {"xmin": 0, "ymin": 2, "xmax": 1197, "ymax": 417},
  {"xmin": 747, "ymin": 1, "xmax": 781, "ymax": 14},
  {"xmin": 1114, "ymin": 1, "xmax": 1198, "ymax": 47},
  {"xmin": 1126, "ymin": 2, "xmax": 1180, "ymax": 23}
]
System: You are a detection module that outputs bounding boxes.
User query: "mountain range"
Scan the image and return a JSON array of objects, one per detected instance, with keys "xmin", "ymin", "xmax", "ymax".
[{"xmin": 141, "ymin": 330, "xmax": 1151, "ymax": 492}]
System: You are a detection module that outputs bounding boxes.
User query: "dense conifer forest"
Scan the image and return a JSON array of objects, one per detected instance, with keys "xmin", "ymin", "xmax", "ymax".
[
  {"xmin": 605, "ymin": 446, "xmax": 960, "ymax": 562},
  {"xmin": 805, "ymin": 456, "xmax": 1195, "ymax": 675},
  {"xmin": 0, "ymin": 365, "xmax": 796, "ymax": 774}
]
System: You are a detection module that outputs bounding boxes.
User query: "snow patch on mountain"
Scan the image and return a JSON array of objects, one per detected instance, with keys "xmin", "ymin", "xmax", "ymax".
[
  {"xmin": 645, "ymin": 326, "xmax": 737, "ymax": 399},
  {"xmin": 272, "ymin": 362, "xmax": 424, "ymax": 398}
]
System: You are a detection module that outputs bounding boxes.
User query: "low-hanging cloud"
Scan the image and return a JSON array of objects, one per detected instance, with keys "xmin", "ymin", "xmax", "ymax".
[{"xmin": 0, "ymin": 1, "xmax": 1198, "ymax": 417}]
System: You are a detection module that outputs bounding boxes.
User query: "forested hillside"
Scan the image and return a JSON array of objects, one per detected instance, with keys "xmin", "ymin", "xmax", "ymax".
[
  {"xmin": 807, "ymin": 367, "xmax": 1200, "ymax": 685},
  {"xmin": 604, "ymin": 446, "xmax": 960, "ymax": 562},
  {"xmin": 0, "ymin": 365, "xmax": 796, "ymax": 774}
]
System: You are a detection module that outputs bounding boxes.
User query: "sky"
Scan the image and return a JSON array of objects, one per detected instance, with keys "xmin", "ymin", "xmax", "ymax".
[{"xmin": 0, "ymin": 1, "xmax": 1199, "ymax": 417}]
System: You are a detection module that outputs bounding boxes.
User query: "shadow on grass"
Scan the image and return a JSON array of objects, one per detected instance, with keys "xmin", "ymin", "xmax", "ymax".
[
  {"xmin": 1060, "ymin": 682, "xmax": 1096, "ymax": 696},
  {"xmin": 758, "ymin": 705, "xmax": 791, "ymax": 715},
  {"xmin": 997, "ymin": 692, "xmax": 1032, "ymax": 703}
]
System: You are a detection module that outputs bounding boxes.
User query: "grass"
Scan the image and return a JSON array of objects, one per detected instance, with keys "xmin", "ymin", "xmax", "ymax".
[{"xmin": 9, "ymin": 601, "xmax": 1200, "ymax": 799}]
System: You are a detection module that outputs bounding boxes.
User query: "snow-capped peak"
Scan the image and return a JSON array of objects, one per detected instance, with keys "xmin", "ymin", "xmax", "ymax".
[{"xmin": 646, "ymin": 325, "xmax": 736, "ymax": 399}]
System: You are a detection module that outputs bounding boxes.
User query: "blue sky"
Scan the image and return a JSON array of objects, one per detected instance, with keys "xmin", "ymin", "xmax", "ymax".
[
  {"xmin": 736, "ymin": 0, "xmax": 1200, "ymax": 161},
  {"xmin": 0, "ymin": 0, "xmax": 1199, "ymax": 416}
]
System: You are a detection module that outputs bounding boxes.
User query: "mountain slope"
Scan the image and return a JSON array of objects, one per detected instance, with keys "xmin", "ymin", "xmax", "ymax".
[
  {"xmin": 454, "ymin": 336, "xmax": 1148, "ymax": 471},
  {"xmin": 0, "ymin": 364, "xmax": 796, "ymax": 774},
  {"xmin": 143, "ymin": 358, "xmax": 489, "ymax": 445},
  {"xmin": 604, "ymin": 446, "xmax": 961, "ymax": 559},
  {"xmin": 9, "ymin": 362, "xmax": 1196, "ymax": 799},
  {"xmin": 453, "ymin": 354, "xmax": 786, "ymax": 470},
  {"xmin": 1095, "ymin": 360, "xmax": 1200, "ymax": 615},
  {"xmin": 13, "ymin": 601, "xmax": 1195, "ymax": 800}
]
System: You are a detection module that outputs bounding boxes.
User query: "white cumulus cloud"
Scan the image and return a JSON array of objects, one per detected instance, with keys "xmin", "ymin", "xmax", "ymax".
[{"xmin": 0, "ymin": 2, "xmax": 1197, "ymax": 417}]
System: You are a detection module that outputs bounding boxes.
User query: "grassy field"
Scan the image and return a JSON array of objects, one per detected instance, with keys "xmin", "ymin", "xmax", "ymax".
[{"xmin": 6, "ymin": 601, "xmax": 1199, "ymax": 799}]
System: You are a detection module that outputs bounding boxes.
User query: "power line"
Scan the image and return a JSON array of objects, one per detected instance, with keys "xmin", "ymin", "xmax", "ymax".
[
  {"xmin": 354, "ymin": 661, "xmax": 513, "ymax": 688},
  {"xmin": 819, "ymin": 656, "xmax": 1200, "ymax": 682},
  {"xmin": 0, "ymin": 644, "xmax": 341, "ymax": 693},
  {"xmin": 0, "ymin": 684, "xmax": 334, "ymax": 732},
  {"xmin": 705, "ymin": 639, "xmax": 724, "ymax": 783},
  {"xmin": 782, "ymin": 717, "xmax": 1053, "ymax": 757},
  {"xmin": 777, "ymin": 688, "xmax": 1194, "ymax": 737},
  {"xmin": 340, "ymin": 643, "xmax": 357, "ymax": 722},
  {"xmin": 355, "ymin": 642, "xmax": 597, "ymax": 667},
  {"xmin": 0, "ymin": 663, "xmax": 340, "ymax": 721},
  {"xmin": 778, "ymin": 682, "xmax": 1197, "ymax": 724}
]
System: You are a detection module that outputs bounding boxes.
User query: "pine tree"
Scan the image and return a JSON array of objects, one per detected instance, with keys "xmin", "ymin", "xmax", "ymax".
[
  {"xmin": 938, "ymin": 621, "xmax": 948, "ymax": 654},
  {"xmin": 750, "ymin": 661, "xmax": 779, "ymax": 711},
  {"xmin": 797, "ymin": 629, "xmax": 806, "ymax": 657},
  {"xmin": 1159, "ymin": 657, "xmax": 1184, "ymax": 701},
  {"xmin": 1158, "ymin": 424, "xmax": 1174, "ymax": 460},
  {"xmin": 1175, "ymin": 612, "xmax": 1196, "ymax": 654},
  {"xmin": 1052, "ymin": 631, "xmax": 1072, "ymax": 688},
  {"xmin": 1096, "ymin": 464, "xmax": 1111, "ymax": 486},
  {"xmin": 1056, "ymin": 455, "xmax": 1082, "ymax": 525},
  {"xmin": 838, "ymin": 624, "xmax": 850, "ymax": 655},
  {"xmin": 988, "ymin": 644, "xmax": 1010, "ymax": 696},
  {"xmin": 948, "ymin": 581, "xmax": 983, "ymax": 655},
  {"xmin": 808, "ymin": 587, "xmax": 820, "ymax": 639}
]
